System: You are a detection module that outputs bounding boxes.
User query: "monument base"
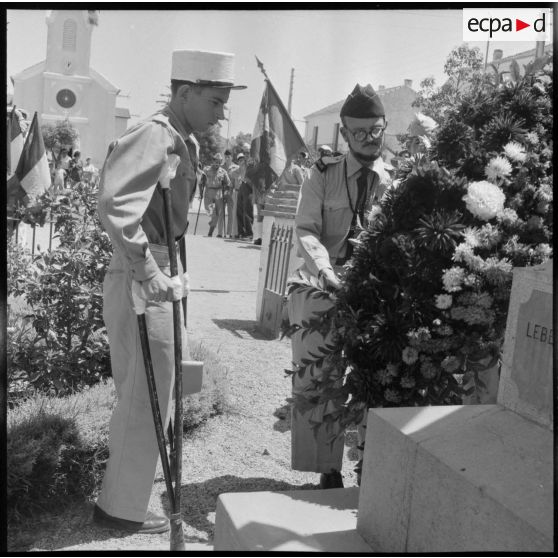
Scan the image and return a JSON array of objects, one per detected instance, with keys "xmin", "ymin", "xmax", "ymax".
[
  {"xmin": 213, "ymin": 487, "xmax": 373, "ymax": 552},
  {"xmin": 357, "ymin": 405, "xmax": 553, "ymax": 552}
]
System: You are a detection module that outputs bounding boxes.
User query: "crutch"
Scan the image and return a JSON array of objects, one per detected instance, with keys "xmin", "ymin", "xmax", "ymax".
[
  {"xmin": 193, "ymin": 191, "xmax": 203, "ymax": 235},
  {"xmin": 131, "ymin": 155, "xmax": 202, "ymax": 550}
]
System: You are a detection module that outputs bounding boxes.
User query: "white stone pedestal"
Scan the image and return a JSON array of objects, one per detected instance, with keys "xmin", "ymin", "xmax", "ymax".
[
  {"xmin": 357, "ymin": 405, "xmax": 553, "ymax": 552},
  {"xmin": 214, "ymin": 487, "xmax": 372, "ymax": 552}
]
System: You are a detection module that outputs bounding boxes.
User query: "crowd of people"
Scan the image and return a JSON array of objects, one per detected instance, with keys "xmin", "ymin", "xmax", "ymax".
[
  {"xmin": 49, "ymin": 148, "xmax": 99, "ymax": 193},
  {"xmin": 198, "ymin": 144, "xmax": 342, "ymax": 245}
]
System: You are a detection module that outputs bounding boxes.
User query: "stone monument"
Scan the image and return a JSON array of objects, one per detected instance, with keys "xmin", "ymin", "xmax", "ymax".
[
  {"xmin": 213, "ymin": 261, "xmax": 553, "ymax": 552},
  {"xmin": 357, "ymin": 260, "xmax": 553, "ymax": 552}
]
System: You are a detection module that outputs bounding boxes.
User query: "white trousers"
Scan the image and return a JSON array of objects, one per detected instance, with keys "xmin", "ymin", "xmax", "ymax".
[
  {"xmin": 96, "ymin": 251, "xmax": 188, "ymax": 521},
  {"xmin": 287, "ymin": 284, "xmax": 345, "ymax": 473}
]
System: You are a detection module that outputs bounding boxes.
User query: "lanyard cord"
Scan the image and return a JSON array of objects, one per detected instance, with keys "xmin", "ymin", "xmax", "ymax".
[{"xmin": 344, "ymin": 159, "xmax": 358, "ymax": 218}]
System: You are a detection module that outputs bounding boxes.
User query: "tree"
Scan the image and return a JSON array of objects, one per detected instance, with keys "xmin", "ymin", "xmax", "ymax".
[
  {"xmin": 194, "ymin": 126, "xmax": 226, "ymax": 167},
  {"xmin": 443, "ymin": 44, "xmax": 484, "ymax": 89},
  {"xmin": 413, "ymin": 45, "xmax": 487, "ymax": 120},
  {"xmin": 41, "ymin": 120, "xmax": 79, "ymax": 161},
  {"xmin": 228, "ymin": 131, "xmax": 252, "ymax": 159}
]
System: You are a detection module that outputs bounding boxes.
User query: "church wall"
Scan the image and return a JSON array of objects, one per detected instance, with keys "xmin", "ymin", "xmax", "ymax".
[
  {"xmin": 79, "ymin": 80, "xmax": 117, "ymax": 166},
  {"xmin": 12, "ymin": 74, "xmax": 44, "ymax": 119}
]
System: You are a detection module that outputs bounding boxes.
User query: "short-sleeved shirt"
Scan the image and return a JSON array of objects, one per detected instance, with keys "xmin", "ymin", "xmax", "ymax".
[
  {"xmin": 278, "ymin": 163, "xmax": 304, "ymax": 187},
  {"xmin": 97, "ymin": 105, "xmax": 199, "ymax": 282},
  {"xmin": 294, "ymin": 151, "xmax": 391, "ymax": 278},
  {"xmin": 204, "ymin": 166, "xmax": 231, "ymax": 191}
]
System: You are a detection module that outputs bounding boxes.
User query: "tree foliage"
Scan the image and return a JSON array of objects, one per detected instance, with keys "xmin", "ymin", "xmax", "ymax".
[
  {"xmin": 228, "ymin": 131, "xmax": 252, "ymax": 159},
  {"xmin": 194, "ymin": 126, "xmax": 226, "ymax": 167},
  {"xmin": 41, "ymin": 120, "xmax": 79, "ymax": 160}
]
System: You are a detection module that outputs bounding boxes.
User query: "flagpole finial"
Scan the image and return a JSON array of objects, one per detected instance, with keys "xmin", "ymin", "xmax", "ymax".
[{"xmin": 255, "ymin": 56, "xmax": 269, "ymax": 80}]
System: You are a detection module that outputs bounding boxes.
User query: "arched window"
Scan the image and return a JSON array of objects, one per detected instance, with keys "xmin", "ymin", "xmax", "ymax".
[{"xmin": 62, "ymin": 19, "xmax": 77, "ymax": 51}]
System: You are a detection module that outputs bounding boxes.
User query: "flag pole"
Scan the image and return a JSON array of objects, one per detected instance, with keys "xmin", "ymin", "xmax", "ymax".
[
  {"xmin": 255, "ymin": 56, "xmax": 269, "ymax": 81},
  {"xmin": 7, "ymin": 108, "xmax": 12, "ymax": 176}
]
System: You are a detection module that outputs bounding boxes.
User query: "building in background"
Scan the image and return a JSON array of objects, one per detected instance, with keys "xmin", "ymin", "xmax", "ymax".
[
  {"xmin": 486, "ymin": 41, "xmax": 552, "ymax": 82},
  {"xmin": 303, "ymin": 79, "xmax": 417, "ymax": 159},
  {"xmin": 10, "ymin": 10, "xmax": 130, "ymax": 167}
]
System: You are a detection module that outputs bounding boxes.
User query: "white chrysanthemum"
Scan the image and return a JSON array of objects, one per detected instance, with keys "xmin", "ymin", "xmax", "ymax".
[
  {"xmin": 435, "ymin": 294, "xmax": 453, "ymax": 309},
  {"xmin": 525, "ymin": 132, "xmax": 539, "ymax": 146},
  {"xmin": 503, "ymin": 141, "xmax": 527, "ymax": 162},
  {"xmin": 535, "ymin": 243, "xmax": 552, "ymax": 259},
  {"xmin": 402, "ymin": 346, "xmax": 419, "ymax": 365},
  {"xmin": 442, "ymin": 267, "xmax": 466, "ymax": 293},
  {"xmin": 496, "ymin": 207, "xmax": 519, "ymax": 225},
  {"xmin": 485, "ymin": 156, "xmax": 513, "ymax": 181},
  {"xmin": 462, "ymin": 227, "xmax": 481, "ymax": 247},
  {"xmin": 463, "ymin": 181, "xmax": 506, "ymax": 221}
]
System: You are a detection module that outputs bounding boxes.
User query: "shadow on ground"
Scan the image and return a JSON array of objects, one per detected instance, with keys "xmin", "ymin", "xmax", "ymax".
[
  {"xmin": 7, "ymin": 502, "xmax": 133, "ymax": 552},
  {"xmin": 160, "ymin": 476, "xmax": 317, "ymax": 542},
  {"xmin": 236, "ymin": 244, "xmax": 261, "ymax": 250},
  {"xmin": 212, "ymin": 318, "xmax": 273, "ymax": 340},
  {"xmin": 273, "ymin": 402, "xmax": 291, "ymax": 433}
]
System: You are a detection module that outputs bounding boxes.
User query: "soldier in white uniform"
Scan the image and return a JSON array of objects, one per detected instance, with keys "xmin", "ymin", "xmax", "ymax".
[
  {"xmin": 94, "ymin": 50, "xmax": 245, "ymax": 534},
  {"xmin": 287, "ymin": 84, "xmax": 391, "ymax": 488}
]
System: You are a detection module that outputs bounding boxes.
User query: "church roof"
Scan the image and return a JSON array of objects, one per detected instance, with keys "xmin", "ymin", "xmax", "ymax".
[
  {"xmin": 10, "ymin": 59, "xmax": 119, "ymax": 94},
  {"xmin": 11, "ymin": 60, "xmax": 46, "ymax": 84},
  {"xmin": 90, "ymin": 68, "xmax": 119, "ymax": 94}
]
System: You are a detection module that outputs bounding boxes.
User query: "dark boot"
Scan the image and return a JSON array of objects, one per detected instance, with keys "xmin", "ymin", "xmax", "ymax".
[
  {"xmin": 319, "ymin": 469, "xmax": 344, "ymax": 489},
  {"xmin": 93, "ymin": 504, "xmax": 170, "ymax": 534},
  {"xmin": 207, "ymin": 226, "xmax": 215, "ymax": 237}
]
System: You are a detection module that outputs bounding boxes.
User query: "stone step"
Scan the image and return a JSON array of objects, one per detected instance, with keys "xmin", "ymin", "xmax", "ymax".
[
  {"xmin": 358, "ymin": 405, "xmax": 553, "ymax": 552},
  {"xmin": 261, "ymin": 209, "xmax": 296, "ymax": 219},
  {"xmin": 264, "ymin": 202, "xmax": 297, "ymax": 212},
  {"xmin": 282, "ymin": 184, "xmax": 302, "ymax": 193},
  {"xmin": 214, "ymin": 487, "xmax": 373, "ymax": 552}
]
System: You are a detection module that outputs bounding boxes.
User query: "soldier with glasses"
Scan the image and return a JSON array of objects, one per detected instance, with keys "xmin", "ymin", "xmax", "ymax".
[{"xmin": 285, "ymin": 84, "xmax": 391, "ymax": 488}]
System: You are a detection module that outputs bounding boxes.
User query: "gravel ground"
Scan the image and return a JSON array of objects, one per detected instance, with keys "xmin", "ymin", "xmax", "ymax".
[{"xmin": 11, "ymin": 231, "xmax": 359, "ymax": 552}]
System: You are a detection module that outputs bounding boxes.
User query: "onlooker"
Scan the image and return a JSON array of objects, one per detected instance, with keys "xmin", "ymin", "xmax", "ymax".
[
  {"xmin": 297, "ymin": 151, "xmax": 312, "ymax": 179},
  {"xmin": 231, "ymin": 153, "xmax": 253, "ymax": 239},
  {"xmin": 277, "ymin": 155, "xmax": 305, "ymax": 187},
  {"xmin": 68, "ymin": 150, "xmax": 83, "ymax": 185},
  {"xmin": 222, "ymin": 149, "xmax": 239, "ymax": 238},
  {"xmin": 82, "ymin": 157, "xmax": 99, "ymax": 186},
  {"xmin": 203, "ymin": 152, "xmax": 232, "ymax": 238},
  {"xmin": 59, "ymin": 149, "xmax": 72, "ymax": 186},
  {"xmin": 52, "ymin": 161, "xmax": 67, "ymax": 194},
  {"xmin": 318, "ymin": 144, "xmax": 333, "ymax": 158}
]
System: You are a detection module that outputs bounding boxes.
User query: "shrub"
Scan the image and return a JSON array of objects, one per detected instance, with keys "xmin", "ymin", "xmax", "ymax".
[
  {"xmin": 7, "ymin": 380, "xmax": 114, "ymax": 523},
  {"xmin": 7, "ymin": 339, "xmax": 229, "ymax": 524},
  {"xmin": 7, "ymin": 183, "xmax": 113, "ymax": 396},
  {"xmin": 184, "ymin": 340, "xmax": 231, "ymax": 430}
]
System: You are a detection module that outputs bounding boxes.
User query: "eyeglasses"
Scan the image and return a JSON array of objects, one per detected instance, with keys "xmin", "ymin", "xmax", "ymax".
[{"xmin": 346, "ymin": 125, "xmax": 387, "ymax": 142}]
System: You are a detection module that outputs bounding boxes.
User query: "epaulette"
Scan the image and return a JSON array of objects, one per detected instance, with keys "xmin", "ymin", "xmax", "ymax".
[{"xmin": 314, "ymin": 154, "xmax": 344, "ymax": 173}]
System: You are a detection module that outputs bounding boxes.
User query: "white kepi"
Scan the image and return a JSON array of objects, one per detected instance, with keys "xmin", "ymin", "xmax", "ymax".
[{"xmin": 171, "ymin": 49, "xmax": 247, "ymax": 89}]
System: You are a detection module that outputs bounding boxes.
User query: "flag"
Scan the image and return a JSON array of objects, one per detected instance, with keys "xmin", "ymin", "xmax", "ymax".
[
  {"xmin": 7, "ymin": 112, "xmax": 50, "ymax": 209},
  {"xmin": 7, "ymin": 107, "xmax": 24, "ymax": 176},
  {"xmin": 250, "ymin": 80, "xmax": 306, "ymax": 189}
]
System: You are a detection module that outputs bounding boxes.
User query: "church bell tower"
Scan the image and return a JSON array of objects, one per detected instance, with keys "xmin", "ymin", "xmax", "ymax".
[{"xmin": 43, "ymin": 10, "xmax": 99, "ymax": 119}]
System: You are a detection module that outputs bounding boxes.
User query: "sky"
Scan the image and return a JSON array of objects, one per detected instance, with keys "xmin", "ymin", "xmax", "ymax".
[{"xmin": 6, "ymin": 7, "xmax": 553, "ymax": 140}]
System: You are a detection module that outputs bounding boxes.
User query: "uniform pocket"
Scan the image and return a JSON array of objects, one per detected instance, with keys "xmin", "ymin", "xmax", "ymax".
[{"xmin": 322, "ymin": 200, "xmax": 349, "ymax": 238}]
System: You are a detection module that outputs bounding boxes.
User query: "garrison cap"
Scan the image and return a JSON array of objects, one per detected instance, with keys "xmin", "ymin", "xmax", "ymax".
[{"xmin": 340, "ymin": 84, "xmax": 385, "ymax": 118}]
